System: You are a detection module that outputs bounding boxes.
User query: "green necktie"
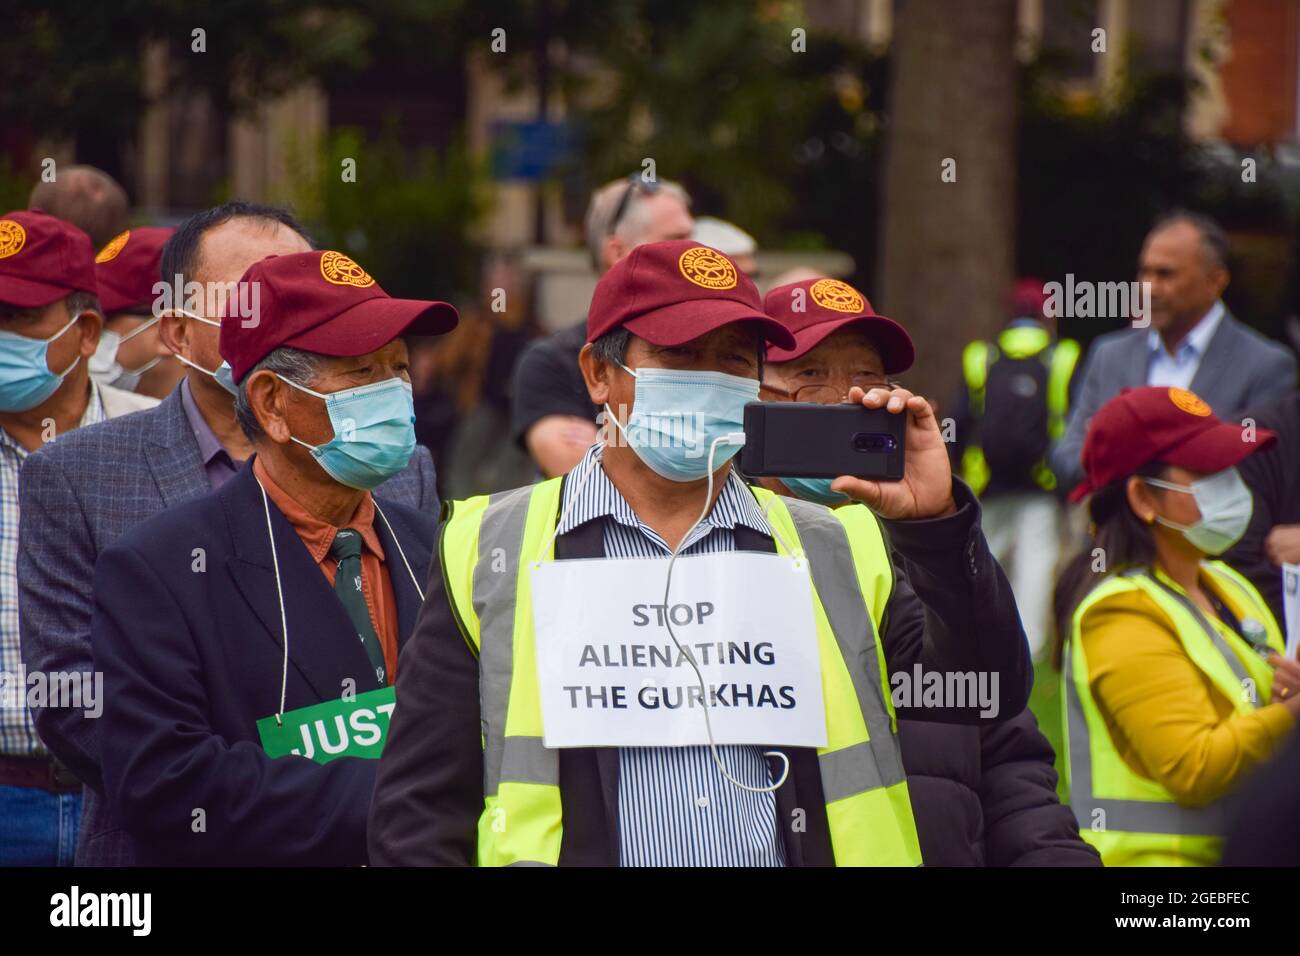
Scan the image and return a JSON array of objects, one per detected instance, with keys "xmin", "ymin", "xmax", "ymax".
[{"xmin": 329, "ymin": 528, "xmax": 387, "ymax": 685}]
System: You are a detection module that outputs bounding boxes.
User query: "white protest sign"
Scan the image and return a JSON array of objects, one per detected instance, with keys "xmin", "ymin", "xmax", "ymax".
[
  {"xmin": 1283, "ymin": 563, "xmax": 1300, "ymax": 660},
  {"xmin": 529, "ymin": 551, "xmax": 826, "ymax": 749}
]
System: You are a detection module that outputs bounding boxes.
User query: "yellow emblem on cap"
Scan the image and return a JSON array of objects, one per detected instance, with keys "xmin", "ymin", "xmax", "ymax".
[
  {"xmin": 810, "ymin": 278, "xmax": 865, "ymax": 313},
  {"xmin": 0, "ymin": 220, "xmax": 27, "ymax": 260},
  {"xmin": 1169, "ymin": 387, "xmax": 1211, "ymax": 417},
  {"xmin": 678, "ymin": 246, "xmax": 737, "ymax": 291},
  {"xmin": 319, "ymin": 250, "xmax": 375, "ymax": 289},
  {"xmin": 95, "ymin": 230, "xmax": 130, "ymax": 263}
]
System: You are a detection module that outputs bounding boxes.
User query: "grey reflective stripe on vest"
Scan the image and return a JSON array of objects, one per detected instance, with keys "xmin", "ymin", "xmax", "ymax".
[
  {"xmin": 782, "ymin": 499, "xmax": 907, "ymax": 798},
  {"xmin": 1147, "ymin": 575, "xmax": 1254, "ymax": 689},
  {"xmin": 1064, "ymin": 570, "xmax": 1227, "ymax": 836},
  {"xmin": 472, "ymin": 485, "xmax": 560, "ymax": 797}
]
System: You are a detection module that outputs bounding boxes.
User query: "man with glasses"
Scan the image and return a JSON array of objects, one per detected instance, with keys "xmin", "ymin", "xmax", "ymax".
[
  {"xmin": 757, "ymin": 276, "xmax": 1098, "ymax": 866},
  {"xmin": 370, "ymin": 244, "xmax": 1032, "ymax": 866},
  {"xmin": 511, "ymin": 174, "xmax": 694, "ymax": 477}
]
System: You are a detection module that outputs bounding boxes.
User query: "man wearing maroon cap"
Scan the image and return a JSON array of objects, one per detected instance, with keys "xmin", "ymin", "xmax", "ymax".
[
  {"xmin": 511, "ymin": 174, "xmax": 695, "ymax": 478},
  {"xmin": 1055, "ymin": 385, "xmax": 1300, "ymax": 865},
  {"xmin": 89, "ymin": 226, "xmax": 185, "ymax": 399},
  {"xmin": 87, "ymin": 249, "xmax": 457, "ymax": 865},
  {"xmin": 370, "ymin": 241, "xmax": 1032, "ymax": 867},
  {"xmin": 0, "ymin": 209, "xmax": 156, "ymax": 866},
  {"xmin": 757, "ymin": 277, "xmax": 1098, "ymax": 866}
]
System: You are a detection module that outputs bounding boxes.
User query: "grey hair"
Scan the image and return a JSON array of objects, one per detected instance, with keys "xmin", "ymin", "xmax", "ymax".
[
  {"xmin": 64, "ymin": 290, "xmax": 103, "ymax": 321},
  {"xmin": 589, "ymin": 327, "xmax": 632, "ymax": 367},
  {"xmin": 584, "ymin": 176, "xmax": 691, "ymax": 271},
  {"xmin": 233, "ymin": 346, "xmax": 325, "ymax": 441}
]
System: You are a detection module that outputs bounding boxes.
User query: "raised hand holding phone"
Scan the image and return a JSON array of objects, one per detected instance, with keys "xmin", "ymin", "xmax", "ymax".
[{"xmin": 831, "ymin": 385, "xmax": 956, "ymax": 520}]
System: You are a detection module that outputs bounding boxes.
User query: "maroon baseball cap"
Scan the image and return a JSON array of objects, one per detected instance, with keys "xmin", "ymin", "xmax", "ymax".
[
  {"xmin": 762, "ymin": 278, "xmax": 914, "ymax": 373},
  {"xmin": 218, "ymin": 250, "xmax": 459, "ymax": 385},
  {"xmin": 1070, "ymin": 386, "xmax": 1275, "ymax": 503},
  {"xmin": 94, "ymin": 227, "xmax": 174, "ymax": 314},
  {"xmin": 586, "ymin": 240, "xmax": 796, "ymax": 350},
  {"xmin": 0, "ymin": 209, "xmax": 98, "ymax": 308}
]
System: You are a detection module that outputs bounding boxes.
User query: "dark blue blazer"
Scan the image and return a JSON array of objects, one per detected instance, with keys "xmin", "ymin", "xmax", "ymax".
[
  {"xmin": 18, "ymin": 385, "xmax": 437, "ymax": 865},
  {"xmin": 91, "ymin": 459, "xmax": 435, "ymax": 866}
]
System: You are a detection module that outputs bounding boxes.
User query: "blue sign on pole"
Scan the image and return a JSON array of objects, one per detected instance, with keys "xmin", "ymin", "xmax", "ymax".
[{"xmin": 491, "ymin": 120, "xmax": 573, "ymax": 181}]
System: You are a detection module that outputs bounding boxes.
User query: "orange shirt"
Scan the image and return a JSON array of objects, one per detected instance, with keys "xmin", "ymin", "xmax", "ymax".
[{"xmin": 253, "ymin": 457, "xmax": 399, "ymax": 684}]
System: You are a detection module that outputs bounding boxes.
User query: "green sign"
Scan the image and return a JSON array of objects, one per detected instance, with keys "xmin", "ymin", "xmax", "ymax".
[{"xmin": 256, "ymin": 687, "xmax": 396, "ymax": 765}]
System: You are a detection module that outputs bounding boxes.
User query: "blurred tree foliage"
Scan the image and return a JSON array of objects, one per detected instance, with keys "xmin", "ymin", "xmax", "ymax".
[
  {"xmin": 281, "ymin": 124, "xmax": 490, "ymax": 302},
  {"xmin": 5, "ymin": 0, "xmax": 1300, "ymax": 332}
]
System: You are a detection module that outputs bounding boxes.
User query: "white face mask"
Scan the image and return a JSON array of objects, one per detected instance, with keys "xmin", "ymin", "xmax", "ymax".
[
  {"xmin": 1143, "ymin": 467, "xmax": 1255, "ymax": 556},
  {"xmin": 89, "ymin": 317, "xmax": 162, "ymax": 392},
  {"xmin": 169, "ymin": 310, "xmax": 238, "ymax": 396}
]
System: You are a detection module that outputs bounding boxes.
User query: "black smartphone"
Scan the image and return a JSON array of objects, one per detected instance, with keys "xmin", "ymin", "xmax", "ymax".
[{"xmin": 740, "ymin": 401, "xmax": 906, "ymax": 481}]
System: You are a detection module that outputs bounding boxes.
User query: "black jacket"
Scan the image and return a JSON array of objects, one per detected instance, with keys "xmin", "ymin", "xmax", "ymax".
[
  {"xmin": 898, "ymin": 711, "xmax": 1100, "ymax": 866},
  {"xmin": 92, "ymin": 460, "xmax": 436, "ymax": 865},
  {"xmin": 368, "ymin": 478, "xmax": 1033, "ymax": 865},
  {"xmin": 1225, "ymin": 391, "xmax": 1300, "ymax": 624}
]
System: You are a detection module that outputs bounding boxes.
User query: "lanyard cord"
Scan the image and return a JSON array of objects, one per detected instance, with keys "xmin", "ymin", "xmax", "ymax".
[
  {"xmin": 256, "ymin": 477, "xmax": 291, "ymax": 726},
  {"xmin": 373, "ymin": 501, "xmax": 427, "ymax": 600}
]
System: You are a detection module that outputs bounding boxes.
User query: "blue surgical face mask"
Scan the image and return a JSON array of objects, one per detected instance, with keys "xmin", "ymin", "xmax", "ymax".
[
  {"xmin": 604, "ymin": 364, "xmax": 757, "ymax": 482},
  {"xmin": 1143, "ymin": 467, "xmax": 1254, "ymax": 556},
  {"xmin": 0, "ymin": 313, "xmax": 83, "ymax": 412},
  {"xmin": 781, "ymin": 476, "xmax": 850, "ymax": 506},
  {"xmin": 279, "ymin": 374, "xmax": 417, "ymax": 490},
  {"xmin": 172, "ymin": 311, "xmax": 238, "ymax": 396}
]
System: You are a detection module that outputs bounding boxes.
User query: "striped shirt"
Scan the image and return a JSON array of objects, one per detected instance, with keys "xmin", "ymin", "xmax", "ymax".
[
  {"xmin": 0, "ymin": 384, "xmax": 106, "ymax": 756},
  {"xmin": 556, "ymin": 443, "xmax": 786, "ymax": 867}
]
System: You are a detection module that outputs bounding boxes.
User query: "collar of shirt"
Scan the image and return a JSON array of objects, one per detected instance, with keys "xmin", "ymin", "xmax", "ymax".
[
  {"xmin": 0, "ymin": 380, "xmax": 106, "ymax": 458},
  {"xmin": 556, "ymin": 442, "xmax": 772, "ymax": 543},
  {"xmin": 1148, "ymin": 300, "xmax": 1225, "ymax": 362},
  {"xmin": 180, "ymin": 376, "xmax": 238, "ymax": 470},
  {"xmin": 252, "ymin": 455, "xmax": 386, "ymax": 565}
]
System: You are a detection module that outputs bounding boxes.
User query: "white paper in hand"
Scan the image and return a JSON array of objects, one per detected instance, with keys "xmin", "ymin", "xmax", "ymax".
[{"xmin": 1283, "ymin": 563, "xmax": 1300, "ymax": 660}]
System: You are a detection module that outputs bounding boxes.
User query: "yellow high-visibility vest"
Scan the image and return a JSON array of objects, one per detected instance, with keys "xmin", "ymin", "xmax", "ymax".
[
  {"xmin": 1062, "ymin": 561, "xmax": 1283, "ymax": 866},
  {"xmin": 438, "ymin": 478, "xmax": 922, "ymax": 866},
  {"xmin": 960, "ymin": 329, "xmax": 1080, "ymax": 496}
]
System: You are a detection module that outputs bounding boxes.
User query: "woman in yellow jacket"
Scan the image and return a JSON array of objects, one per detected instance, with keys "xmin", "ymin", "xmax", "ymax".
[{"xmin": 1055, "ymin": 385, "xmax": 1300, "ymax": 866}]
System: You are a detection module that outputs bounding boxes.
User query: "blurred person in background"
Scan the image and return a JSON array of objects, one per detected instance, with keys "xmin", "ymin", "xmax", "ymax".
[
  {"xmin": 692, "ymin": 216, "xmax": 757, "ymax": 276},
  {"xmin": 28, "ymin": 165, "xmax": 130, "ymax": 251},
  {"xmin": 89, "ymin": 226, "xmax": 185, "ymax": 399},
  {"xmin": 949, "ymin": 279, "xmax": 1080, "ymax": 660},
  {"xmin": 511, "ymin": 174, "xmax": 694, "ymax": 477},
  {"xmin": 1054, "ymin": 385, "xmax": 1300, "ymax": 866},
  {"xmin": 0, "ymin": 210, "xmax": 156, "ymax": 866},
  {"xmin": 433, "ymin": 256, "xmax": 538, "ymax": 499},
  {"xmin": 1223, "ymin": 387, "xmax": 1300, "ymax": 625},
  {"xmin": 760, "ymin": 277, "xmax": 1098, "ymax": 866},
  {"xmin": 1052, "ymin": 212, "xmax": 1296, "ymax": 491}
]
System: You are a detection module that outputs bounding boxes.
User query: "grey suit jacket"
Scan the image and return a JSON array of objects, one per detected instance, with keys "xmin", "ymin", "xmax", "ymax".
[
  {"xmin": 1050, "ymin": 312, "xmax": 1297, "ymax": 491},
  {"xmin": 17, "ymin": 385, "xmax": 439, "ymax": 866}
]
